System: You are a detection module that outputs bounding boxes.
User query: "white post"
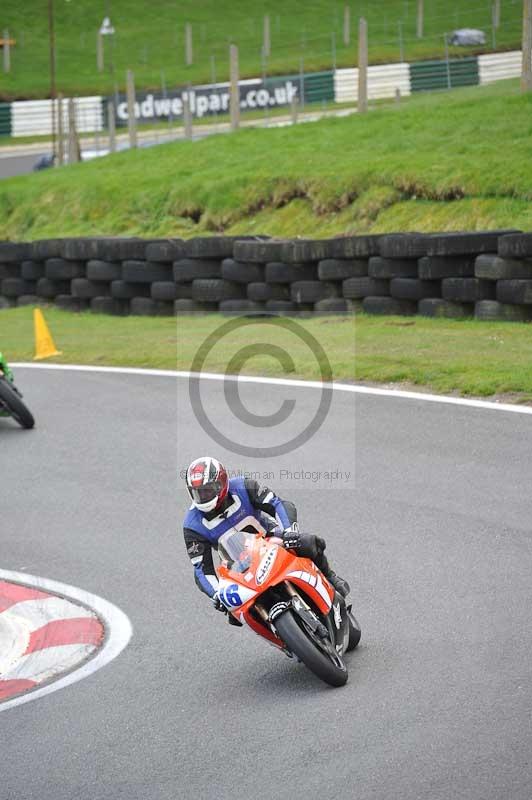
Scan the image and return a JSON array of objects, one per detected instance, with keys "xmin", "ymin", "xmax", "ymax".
[
  {"xmin": 417, "ymin": 0, "xmax": 424, "ymax": 38},
  {"xmin": 230, "ymin": 44, "xmax": 240, "ymax": 131},
  {"xmin": 3, "ymin": 29, "xmax": 10, "ymax": 73},
  {"xmin": 263, "ymin": 15, "xmax": 271, "ymax": 58},
  {"xmin": 343, "ymin": 6, "xmax": 350, "ymax": 46},
  {"xmin": 185, "ymin": 23, "xmax": 193, "ymax": 65},
  {"xmin": 358, "ymin": 18, "xmax": 368, "ymax": 113},
  {"xmin": 126, "ymin": 69, "xmax": 138, "ymax": 147}
]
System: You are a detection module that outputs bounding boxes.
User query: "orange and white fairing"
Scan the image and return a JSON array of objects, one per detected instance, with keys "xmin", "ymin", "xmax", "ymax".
[{"xmin": 216, "ymin": 530, "xmax": 334, "ymax": 649}]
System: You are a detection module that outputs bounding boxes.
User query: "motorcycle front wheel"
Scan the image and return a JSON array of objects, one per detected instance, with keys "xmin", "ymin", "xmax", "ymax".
[
  {"xmin": 347, "ymin": 611, "xmax": 361, "ymax": 652},
  {"xmin": 274, "ymin": 609, "xmax": 348, "ymax": 687},
  {"xmin": 0, "ymin": 378, "xmax": 35, "ymax": 429}
]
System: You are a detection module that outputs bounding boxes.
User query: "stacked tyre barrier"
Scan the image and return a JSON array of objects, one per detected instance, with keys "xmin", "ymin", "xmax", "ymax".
[{"xmin": 1, "ymin": 231, "xmax": 532, "ymax": 322}]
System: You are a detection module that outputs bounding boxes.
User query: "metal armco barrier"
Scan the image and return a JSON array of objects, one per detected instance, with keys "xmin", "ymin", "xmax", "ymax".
[
  {"xmin": 477, "ymin": 50, "xmax": 522, "ymax": 84},
  {"xmin": 0, "ymin": 49, "xmax": 525, "ymax": 138},
  {"xmin": 0, "ymin": 102, "xmax": 11, "ymax": 136},
  {"xmin": 409, "ymin": 56, "xmax": 478, "ymax": 91},
  {"xmin": 335, "ymin": 63, "xmax": 411, "ymax": 102},
  {"xmin": 1, "ymin": 232, "xmax": 532, "ymax": 323},
  {"xmin": 10, "ymin": 97, "xmax": 103, "ymax": 138}
]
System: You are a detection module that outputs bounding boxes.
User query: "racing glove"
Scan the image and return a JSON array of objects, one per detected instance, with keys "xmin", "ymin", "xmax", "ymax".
[
  {"xmin": 282, "ymin": 530, "xmax": 325, "ymax": 560},
  {"xmin": 211, "ymin": 591, "xmax": 228, "ymax": 613}
]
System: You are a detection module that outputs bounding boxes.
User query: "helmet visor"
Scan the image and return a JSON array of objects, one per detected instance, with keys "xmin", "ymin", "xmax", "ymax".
[{"xmin": 190, "ymin": 480, "xmax": 222, "ymax": 506}]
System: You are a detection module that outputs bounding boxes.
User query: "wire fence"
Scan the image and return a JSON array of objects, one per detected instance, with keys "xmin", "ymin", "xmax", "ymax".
[
  {"xmin": 0, "ymin": 45, "xmax": 523, "ymax": 162},
  {"xmin": 1, "ymin": 1, "xmax": 524, "ymax": 99}
]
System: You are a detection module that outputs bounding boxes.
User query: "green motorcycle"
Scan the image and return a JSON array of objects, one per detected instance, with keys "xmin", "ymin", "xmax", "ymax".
[{"xmin": 0, "ymin": 353, "xmax": 35, "ymax": 429}]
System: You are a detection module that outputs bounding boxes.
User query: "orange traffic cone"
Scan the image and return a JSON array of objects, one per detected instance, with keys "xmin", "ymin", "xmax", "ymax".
[{"xmin": 33, "ymin": 309, "xmax": 62, "ymax": 360}]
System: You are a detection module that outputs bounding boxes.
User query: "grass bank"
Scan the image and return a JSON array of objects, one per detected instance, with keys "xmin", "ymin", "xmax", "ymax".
[
  {"xmin": 1, "ymin": 1, "xmax": 521, "ymax": 99},
  {"xmin": 1, "ymin": 81, "xmax": 531, "ymax": 240},
  {"xmin": 1, "ymin": 308, "xmax": 531, "ymax": 402}
]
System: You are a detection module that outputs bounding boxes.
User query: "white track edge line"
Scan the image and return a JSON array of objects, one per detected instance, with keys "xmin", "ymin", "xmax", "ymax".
[
  {"xmin": 11, "ymin": 362, "xmax": 532, "ymax": 416},
  {"xmin": 0, "ymin": 569, "xmax": 132, "ymax": 713}
]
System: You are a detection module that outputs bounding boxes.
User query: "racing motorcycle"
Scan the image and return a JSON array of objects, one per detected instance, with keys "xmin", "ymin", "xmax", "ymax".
[
  {"xmin": 216, "ymin": 527, "xmax": 361, "ymax": 687},
  {"xmin": 0, "ymin": 357, "xmax": 35, "ymax": 429}
]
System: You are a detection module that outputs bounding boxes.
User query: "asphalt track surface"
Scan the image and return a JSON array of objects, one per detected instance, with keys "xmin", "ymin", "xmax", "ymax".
[
  {"xmin": 2, "ymin": 367, "xmax": 532, "ymax": 800},
  {"xmin": 0, "ymin": 152, "xmax": 45, "ymax": 179}
]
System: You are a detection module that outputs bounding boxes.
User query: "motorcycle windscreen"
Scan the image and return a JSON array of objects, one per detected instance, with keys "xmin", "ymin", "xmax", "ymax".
[{"xmin": 217, "ymin": 529, "xmax": 256, "ymax": 574}]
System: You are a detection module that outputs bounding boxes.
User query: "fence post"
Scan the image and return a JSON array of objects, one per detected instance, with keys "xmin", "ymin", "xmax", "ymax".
[
  {"xmin": 416, "ymin": 0, "xmax": 424, "ymax": 38},
  {"xmin": 291, "ymin": 95, "xmax": 298, "ymax": 125},
  {"xmin": 298, "ymin": 57, "xmax": 305, "ymax": 112},
  {"xmin": 108, "ymin": 100, "xmax": 116, "ymax": 152},
  {"xmin": 161, "ymin": 70, "xmax": 170, "ymax": 133},
  {"xmin": 444, "ymin": 34, "xmax": 451, "ymax": 89},
  {"xmin": 261, "ymin": 47, "xmax": 269, "ymax": 127},
  {"xmin": 67, "ymin": 98, "xmax": 81, "ymax": 163},
  {"xmin": 126, "ymin": 69, "xmax": 138, "ymax": 147},
  {"xmin": 263, "ymin": 15, "xmax": 271, "ymax": 58},
  {"xmin": 3, "ymin": 29, "xmax": 10, "ymax": 73},
  {"xmin": 398, "ymin": 21, "xmax": 404, "ymax": 61},
  {"xmin": 48, "ymin": 0, "xmax": 57, "ymax": 166},
  {"xmin": 185, "ymin": 23, "xmax": 193, "ymax": 65},
  {"xmin": 343, "ymin": 6, "xmax": 351, "ymax": 46},
  {"xmin": 183, "ymin": 88, "xmax": 193, "ymax": 139},
  {"xmin": 230, "ymin": 44, "xmax": 240, "ymax": 131},
  {"xmin": 522, "ymin": 0, "xmax": 532, "ymax": 91},
  {"xmin": 493, "ymin": 0, "xmax": 501, "ymax": 28},
  {"xmin": 358, "ymin": 18, "xmax": 368, "ymax": 113},
  {"xmin": 97, "ymin": 32, "xmax": 104, "ymax": 72},
  {"xmin": 57, "ymin": 93, "xmax": 64, "ymax": 165},
  {"xmin": 331, "ymin": 31, "xmax": 337, "ymax": 70}
]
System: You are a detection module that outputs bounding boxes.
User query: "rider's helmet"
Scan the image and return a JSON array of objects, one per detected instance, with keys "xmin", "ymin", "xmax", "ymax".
[{"xmin": 185, "ymin": 456, "xmax": 229, "ymax": 513}]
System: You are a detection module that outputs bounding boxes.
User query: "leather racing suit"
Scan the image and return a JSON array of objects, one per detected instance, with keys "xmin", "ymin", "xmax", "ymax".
[{"xmin": 183, "ymin": 477, "xmax": 339, "ymax": 600}]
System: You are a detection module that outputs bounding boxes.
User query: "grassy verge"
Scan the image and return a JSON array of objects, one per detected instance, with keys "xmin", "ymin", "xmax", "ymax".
[
  {"xmin": 1, "ymin": 0, "xmax": 521, "ymax": 99},
  {"xmin": 0, "ymin": 100, "xmax": 355, "ymax": 148},
  {"xmin": 1, "ymin": 80, "xmax": 531, "ymax": 240},
  {"xmin": 1, "ymin": 307, "xmax": 531, "ymax": 402}
]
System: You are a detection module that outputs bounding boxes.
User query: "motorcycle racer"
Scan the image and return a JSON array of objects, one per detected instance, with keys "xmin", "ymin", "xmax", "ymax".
[{"xmin": 183, "ymin": 456, "xmax": 350, "ymax": 620}]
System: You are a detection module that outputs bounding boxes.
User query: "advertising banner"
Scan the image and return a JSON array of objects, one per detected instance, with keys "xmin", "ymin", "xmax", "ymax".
[
  {"xmin": 110, "ymin": 77, "xmax": 297, "ymax": 126},
  {"xmin": 108, "ymin": 72, "xmax": 334, "ymax": 126}
]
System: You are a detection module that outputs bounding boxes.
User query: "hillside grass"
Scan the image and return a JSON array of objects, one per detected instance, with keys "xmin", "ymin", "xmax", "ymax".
[
  {"xmin": 1, "ymin": 307, "xmax": 532, "ymax": 401},
  {"xmin": 1, "ymin": 80, "xmax": 532, "ymax": 240},
  {"xmin": 1, "ymin": 0, "xmax": 522, "ymax": 99}
]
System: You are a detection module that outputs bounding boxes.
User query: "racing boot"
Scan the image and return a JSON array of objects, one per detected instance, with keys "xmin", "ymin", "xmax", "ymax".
[{"xmin": 326, "ymin": 570, "xmax": 350, "ymax": 598}]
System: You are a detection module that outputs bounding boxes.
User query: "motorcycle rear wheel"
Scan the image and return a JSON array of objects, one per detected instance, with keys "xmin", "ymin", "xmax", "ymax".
[
  {"xmin": 275, "ymin": 609, "xmax": 348, "ymax": 687},
  {"xmin": 0, "ymin": 378, "xmax": 35, "ymax": 429}
]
